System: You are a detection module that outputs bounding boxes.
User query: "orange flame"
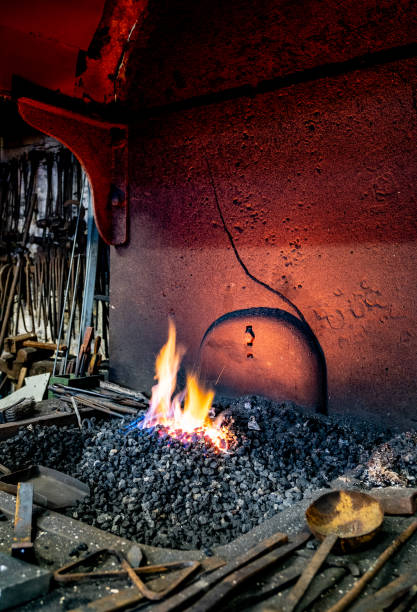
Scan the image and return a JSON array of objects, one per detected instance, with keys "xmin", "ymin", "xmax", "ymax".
[{"xmin": 141, "ymin": 320, "xmax": 232, "ymax": 452}]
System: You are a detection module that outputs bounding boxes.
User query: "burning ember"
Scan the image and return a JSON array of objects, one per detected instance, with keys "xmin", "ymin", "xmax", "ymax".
[{"xmin": 136, "ymin": 320, "xmax": 234, "ymax": 452}]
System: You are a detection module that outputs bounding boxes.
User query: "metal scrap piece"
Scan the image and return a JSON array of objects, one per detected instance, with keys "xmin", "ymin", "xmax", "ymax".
[
  {"xmin": 11, "ymin": 482, "xmax": 35, "ymax": 563},
  {"xmin": 0, "ymin": 551, "xmax": 51, "ymax": 611}
]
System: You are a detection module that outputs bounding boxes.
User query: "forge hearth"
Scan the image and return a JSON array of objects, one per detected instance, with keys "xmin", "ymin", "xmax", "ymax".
[
  {"xmin": 199, "ymin": 307, "xmax": 327, "ymax": 413},
  {"xmin": 1, "ymin": 399, "xmax": 416, "ymax": 552}
]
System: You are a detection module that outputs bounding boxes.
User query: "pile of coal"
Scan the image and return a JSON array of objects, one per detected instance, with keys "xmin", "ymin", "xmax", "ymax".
[{"xmin": 1, "ymin": 398, "xmax": 415, "ymax": 550}]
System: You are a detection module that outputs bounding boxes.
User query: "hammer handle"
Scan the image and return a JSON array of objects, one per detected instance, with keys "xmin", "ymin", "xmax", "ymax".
[{"xmin": 23, "ymin": 340, "xmax": 67, "ymax": 351}]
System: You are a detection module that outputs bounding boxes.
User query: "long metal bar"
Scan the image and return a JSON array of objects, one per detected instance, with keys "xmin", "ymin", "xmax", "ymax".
[
  {"xmin": 148, "ymin": 532, "xmax": 289, "ymax": 612},
  {"xmin": 50, "ymin": 382, "xmax": 144, "ymax": 404},
  {"xmin": 279, "ymin": 532, "xmax": 338, "ymax": 612},
  {"xmin": 0, "ymin": 256, "xmax": 21, "ymax": 350},
  {"xmin": 56, "ymin": 393, "xmax": 134, "ymax": 419},
  {"xmin": 327, "ymin": 520, "xmax": 417, "ymax": 612},
  {"xmin": 187, "ymin": 531, "xmax": 310, "ymax": 612},
  {"xmin": 52, "ymin": 177, "xmax": 86, "ymax": 376},
  {"xmin": 67, "ymin": 558, "xmax": 224, "ymax": 612},
  {"xmin": 0, "ymin": 187, "xmax": 38, "ymax": 349},
  {"xmin": 351, "ymin": 571, "xmax": 417, "ymax": 612},
  {"xmin": 60, "ymin": 254, "xmax": 81, "ymax": 374},
  {"xmin": 99, "ymin": 381, "xmax": 149, "ymax": 403},
  {"xmin": 54, "ymin": 553, "xmax": 203, "ymax": 583},
  {"xmin": 75, "ymin": 183, "xmax": 99, "ymax": 375}
]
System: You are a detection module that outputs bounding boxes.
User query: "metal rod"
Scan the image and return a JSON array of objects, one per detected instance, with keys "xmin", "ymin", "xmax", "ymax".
[
  {"xmin": 50, "ymin": 382, "xmax": 144, "ymax": 407},
  {"xmin": 150, "ymin": 532, "xmax": 288, "ymax": 612},
  {"xmin": 0, "ymin": 256, "xmax": 21, "ymax": 351},
  {"xmin": 99, "ymin": 381, "xmax": 149, "ymax": 402},
  {"xmin": 50, "ymin": 383, "xmax": 116, "ymax": 400},
  {"xmin": 60, "ymin": 254, "xmax": 81, "ymax": 375},
  {"xmin": 52, "ymin": 176, "xmax": 86, "ymax": 377},
  {"xmin": 49, "ymin": 386, "xmax": 139, "ymax": 415},
  {"xmin": 326, "ymin": 520, "xmax": 417, "ymax": 612},
  {"xmin": 279, "ymin": 532, "xmax": 338, "ymax": 612},
  {"xmin": 189, "ymin": 531, "xmax": 310, "ymax": 612},
  {"xmin": 351, "ymin": 571, "xmax": 417, "ymax": 612},
  {"xmin": 62, "ymin": 395, "xmax": 126, "ymax": 419},
  {"xmin": 75, "ymin": 182, "xmax": 99, "ymax": 375},
  {"xmin": 71, "ymin": 397, "xmax": 83, "ymax": 430}
]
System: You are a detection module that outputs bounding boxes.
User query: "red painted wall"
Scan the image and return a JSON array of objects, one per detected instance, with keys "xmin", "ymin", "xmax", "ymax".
[
  {"xmin": 123, "ymin": 0, "xmax": 417, "ymax": 109},
  {"xmin": 109, "ymin": 1, "xmax": 417, "ymax": 427}
]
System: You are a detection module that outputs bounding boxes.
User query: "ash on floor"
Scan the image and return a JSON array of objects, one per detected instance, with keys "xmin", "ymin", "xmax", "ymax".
[{"xmin": 1, "ymin": 398, "xmax": 416, "ymax": 550}]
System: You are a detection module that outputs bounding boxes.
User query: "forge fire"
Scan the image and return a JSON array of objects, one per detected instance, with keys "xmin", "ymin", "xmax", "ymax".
[{"xmin": 130, "ymin": 320, "xmax": 235, "ymax": 452}]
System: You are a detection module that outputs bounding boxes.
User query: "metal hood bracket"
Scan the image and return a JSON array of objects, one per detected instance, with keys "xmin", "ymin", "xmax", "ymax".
[{"xmin": 18, "ymin": 97, "xmax": 128, "ymax": 246}]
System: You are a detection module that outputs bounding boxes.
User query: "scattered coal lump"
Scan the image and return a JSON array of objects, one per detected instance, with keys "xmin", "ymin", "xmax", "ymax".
[{"xmin": 1, "ymin": 398, "xmax": 416, "ymax": 550}]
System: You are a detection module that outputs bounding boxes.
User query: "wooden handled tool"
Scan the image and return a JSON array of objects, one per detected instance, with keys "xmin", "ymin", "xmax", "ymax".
[
  {"xmin": 23, "ymin": 340, "xmax": 67, "ymax": 352},
  {"xmin": 75, "ymin": 327, "xmax": 93, "ymax": 376},
  {"xmin": 88, "ymin": 336, "xmax": 101, "ymax": 375}
]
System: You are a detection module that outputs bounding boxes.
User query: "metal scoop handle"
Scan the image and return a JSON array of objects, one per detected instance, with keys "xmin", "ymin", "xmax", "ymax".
[{"xmin": 278, "ymin": 532, "xmax": 338, "ymax": 612}]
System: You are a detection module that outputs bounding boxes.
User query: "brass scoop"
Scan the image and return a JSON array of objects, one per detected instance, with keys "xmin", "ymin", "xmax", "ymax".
[{"xmin": 278, "ymin": 490, "xmax": 384, "ymax": 612}]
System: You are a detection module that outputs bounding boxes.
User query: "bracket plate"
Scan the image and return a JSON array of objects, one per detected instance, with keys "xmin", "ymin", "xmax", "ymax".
[{"xmin": 18, "ymin": 98, "xmax": 128, "ymax": 246}]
